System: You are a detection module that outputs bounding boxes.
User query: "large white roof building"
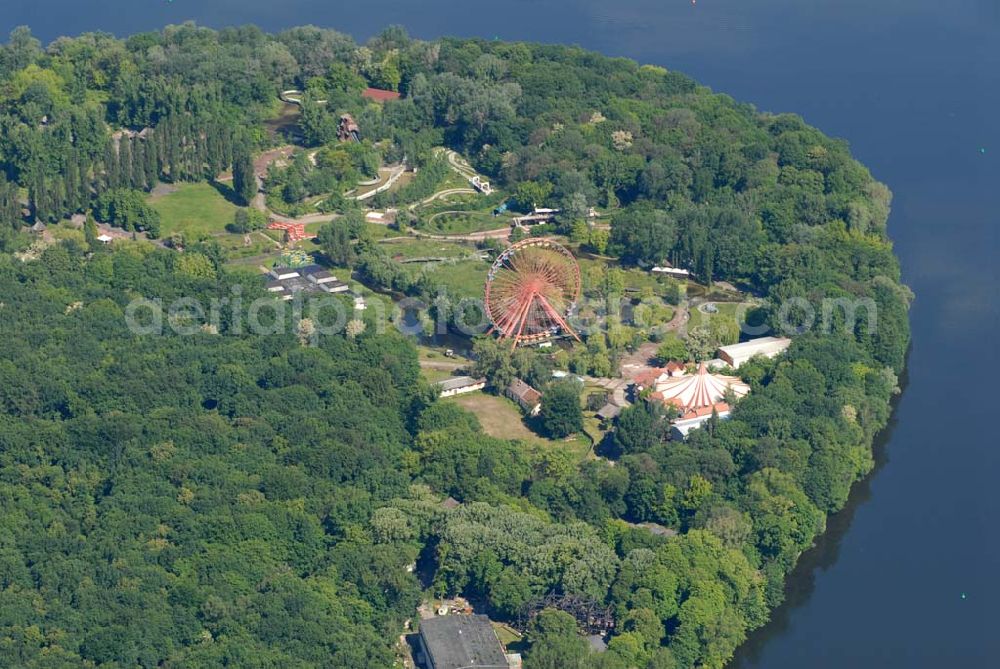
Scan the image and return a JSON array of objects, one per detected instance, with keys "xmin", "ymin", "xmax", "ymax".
[
  {"xmin": 650, "ymin": 363, "xmax": 750, "ymax": 414},
  {"xmin": 642, "ymin": 363, "xmax": 752, "ymax": 440},
  {"xmin": 717, "ymin": 336, "xmax": 791, "ymax": 369}
]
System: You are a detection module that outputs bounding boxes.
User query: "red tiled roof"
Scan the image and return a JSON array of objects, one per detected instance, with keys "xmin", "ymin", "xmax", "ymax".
[
  {"xmin": 678, "ymin": 401, "xmax": 730, "ymax": 419},
  {"xmin": 634, "ymin": 368, "xmax": 666, "ymax": 388},
  {"xmin": 508, "ymin": 378, "xmax": 541, "ymax": 404},
  {"xmin": 362, "ymin": 87, "xmax": 401, "ymax": 102}
]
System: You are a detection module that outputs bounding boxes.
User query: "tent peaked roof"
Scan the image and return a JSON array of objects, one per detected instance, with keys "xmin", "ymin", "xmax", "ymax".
[{"xmin": 652, "ymin": 363, "xmax": 749, "ymax": 412}]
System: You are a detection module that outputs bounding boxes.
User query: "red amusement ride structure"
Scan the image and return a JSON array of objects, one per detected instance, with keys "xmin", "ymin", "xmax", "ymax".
[{"xmin": 485, "ymin": 238, "xmax": 582, "ymax": 347}]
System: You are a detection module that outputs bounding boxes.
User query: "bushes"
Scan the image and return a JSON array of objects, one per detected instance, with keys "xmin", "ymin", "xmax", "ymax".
[{"xmin": 226, "ymin": 208, "xmax": 267, "ymax": 233}]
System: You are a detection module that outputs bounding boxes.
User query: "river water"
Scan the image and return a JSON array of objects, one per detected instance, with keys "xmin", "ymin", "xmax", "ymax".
[{"xmin": 5, "ymin": 1, "xmax": 999, "ymax": 665}]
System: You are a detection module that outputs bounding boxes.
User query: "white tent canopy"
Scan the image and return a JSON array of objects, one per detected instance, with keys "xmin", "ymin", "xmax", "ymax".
[{"xmin": 651, "ymin": 363, "xmax": 750, "ymax": 412}]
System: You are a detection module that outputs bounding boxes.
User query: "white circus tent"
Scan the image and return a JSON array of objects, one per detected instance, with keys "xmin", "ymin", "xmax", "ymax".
[{"xmin": 649, "ymin": 363, "xmax": 750, "ymax": 416}]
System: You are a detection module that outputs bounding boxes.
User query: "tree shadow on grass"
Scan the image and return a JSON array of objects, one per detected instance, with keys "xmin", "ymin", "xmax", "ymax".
[{"xmin": 208, "ymin": 179, "xmax": 243, "ymax": 207}]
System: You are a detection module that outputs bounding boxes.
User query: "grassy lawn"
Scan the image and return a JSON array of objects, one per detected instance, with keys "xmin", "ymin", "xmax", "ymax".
[
  {"xmin": 447, "ymin": 394, "xmax": 543, "ymax": 442},
  {"xmin": 417, "ymin": 344, "xmax": 469, "ymax": 363},
  {"xmin": 148, "ymin": 182, "xmax": 241, "ymax": 237},
  {"xmin": 689, "ymin": 301, "xmax": 749, "ymax": 329},
  {"xmin": 421, "ymin": 367, "xmax": 460, "ymax": 383},
  {"xmin": 380, "ymin": 237, "xmax": 478, "ymax": 260},
  {"xmin": 446, "ymin": 393, "xmax": 592, "ymax": 459},
  {"xmin": 386, "ymin": 171, "xmax": 415, "ymax": 193},
  {"xmin": 440, "ymin": 170, "xmax": 474, "ymax": 191},
  {"xmin": 215, "ymin": 232, "xmax": 277, "ymax": 260},
  {"xmin": 363, "ymin": 222, "xmax": 399, "ymax": 240},
  {"xmin": 419, "ymin": 258, "xmax": 490, "ymax": 299},
  {"xmin": 493, "ymin": 623, "xmax": 523, "ymax": 648},
  {"xmin": 423, "ymin": 211, "xmax": 503, "ymax": 235}
]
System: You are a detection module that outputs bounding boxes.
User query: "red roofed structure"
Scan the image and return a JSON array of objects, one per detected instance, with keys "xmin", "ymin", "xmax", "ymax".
[
  {"xmin": 652, "ymin": 363, "xmax": 750, "ymax": 413},
  {"xmin": 641, "ymin": 363, "xmax": 752, "ymax": 440},
  {"xmin": 267, "ymin": 221, "xmax": 311, "ymax": 243},
  {"xmin": 633, "ymin": 361, "xmax": 687, "ymax": 390},
  {"xmin": 362, "ymin": 87, "xmax": 401, "ymax": 102}
]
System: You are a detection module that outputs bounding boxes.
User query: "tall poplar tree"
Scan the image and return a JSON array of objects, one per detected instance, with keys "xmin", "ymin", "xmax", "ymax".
[{"xmin": 232, "ymin": 149, "xmax": 257, "ymax": 206}]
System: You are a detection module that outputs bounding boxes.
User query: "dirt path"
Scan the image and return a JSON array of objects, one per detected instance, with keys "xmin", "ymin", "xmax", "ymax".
[
  {"xmin": 664, "ymin": 303, "xmax": 689, "ymax": 332},
  {"xmin": 248, "ymin": 146, "xmax": 297, "ymax": 178}
]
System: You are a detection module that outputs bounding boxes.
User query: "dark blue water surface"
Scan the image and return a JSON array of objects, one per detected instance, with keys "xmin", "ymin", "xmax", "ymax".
[{"xmin": 5, "ymin": 1, "xmax": 999, "ymax": 666}]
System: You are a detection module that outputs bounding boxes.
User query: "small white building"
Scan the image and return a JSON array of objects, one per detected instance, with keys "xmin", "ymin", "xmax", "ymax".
[
  {"xmin": 319, "ymin": 280, "xmax": 350, "ymax": 294},
  {"xmin": 269, "ymin": 267, "xmax": 300, "ymax": 281},
  {"xmin": 304, "ymin": 268, "xmax": 339, "ymax": 286},
  {"xmin": 96, "ymin": 234, "xmax": 113, "ymax": 244},
  {"xmin": 506, "ymin": 379, "xmax": 542, "ymax": 416},
  {"xmin": 717, "ymin": 336, "xmax": 792, "ymax": 369},
  {"xmin": 651, "ymin": 265, "xmax": 690, "ymax": 278},
  {"xmin": 670, "ymin": 408, "xmax": 731, "ymax": 440},
  {"xmin": 265, "ymin": 280, "xmax": 293, "ymax": 301},
  {"xmin": 436, "ymin": 376, "xmax": 487, "ymax": 398}
]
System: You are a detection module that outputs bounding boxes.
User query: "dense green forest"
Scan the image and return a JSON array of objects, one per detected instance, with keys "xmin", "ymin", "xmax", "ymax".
[{"xmin": 0, "ymin": 23, "xmax": 909, "ymax": 669}]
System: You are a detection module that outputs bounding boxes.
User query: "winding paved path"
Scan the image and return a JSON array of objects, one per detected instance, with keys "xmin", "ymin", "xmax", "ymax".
[{"xmin": 410, "ymin": 187, "xmax": 477, "ymax": 210}]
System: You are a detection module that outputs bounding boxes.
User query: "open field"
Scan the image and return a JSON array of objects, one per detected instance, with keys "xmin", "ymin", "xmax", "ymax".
[
  {"xmin": 447, "ymin": 393, "xmax": 545, "ymax": 442},
  {"xmin": 447, "ymin": 393, "xmax": 592, "ymax": 458},
  {"xmin": 380, "ymin": 237, "xmax": 479, "ymax": 261},
  {"xmin": 418, "ymin": 258, "xmax": 490, "ymax": 298},
  {"xmin": 688, "ymin": 300, "xmax": 751, "ymax": 329},
  {"xmin": 214, "ymin": 232, "xmax": 278, "ymax": 261},
  {"xmin": 416, "ymin": 345, "xmax": 469, "ymax": 383},
  {"xmin": 362, "ymin": 223, "xmax": 400, "ymax": 240},
  {"xmin": 422, "ymin": 210, "xmax": 503, "ymax": 234},
  {"xmin": 420, "ymin": 366, "xmax": 461, "ymax": 383},
  {"xmin": 149, "ymin": 182, "xmax": 240, "ymax": 237}
]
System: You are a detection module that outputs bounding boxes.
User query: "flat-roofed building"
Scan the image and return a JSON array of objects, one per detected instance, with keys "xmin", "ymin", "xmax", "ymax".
[
  {"xmin": 417, "ymin": 615, "xmax": 509, "ymax": 669},
  {"xmin": 269, "ymin": 267, "xmax": 300, "ymax": 281},
  {"xmin": 319, "ymin": 280, "xmax": 350, "ymax": 294},
  {"xmin": 301, "ymin": 265, "xmax": 339, "ymax": 284},
  {"xmin": 717, "ymin": 336, "xmax": 791, "ymax": 369},
  {"xmin": 669, "ymin": 403, "xmax": 731, "ymax": 440},
  {"xmin": 436, "ymin": 376, "xmax": 487, "ymax": 398}
]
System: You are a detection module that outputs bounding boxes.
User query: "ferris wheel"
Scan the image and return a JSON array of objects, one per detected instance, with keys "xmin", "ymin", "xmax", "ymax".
[{"xmin": 484, "ymin": 238, "xmax": 582, "ymax": 347}]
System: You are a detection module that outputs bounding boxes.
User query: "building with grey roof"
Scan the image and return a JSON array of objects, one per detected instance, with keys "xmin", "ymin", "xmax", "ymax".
[
  {"xmin": 436, "ymin": 376, "xmax": 486, "ymax": 398},
  {"xmin": 417, "ymin": 615, "xmax": 509, "ymax": 669}
]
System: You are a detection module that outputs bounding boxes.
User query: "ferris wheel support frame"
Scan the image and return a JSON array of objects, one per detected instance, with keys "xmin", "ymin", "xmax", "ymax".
[{"xmin": 484, "ymin": 238, "xmax": 582, "ymax": 348}]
